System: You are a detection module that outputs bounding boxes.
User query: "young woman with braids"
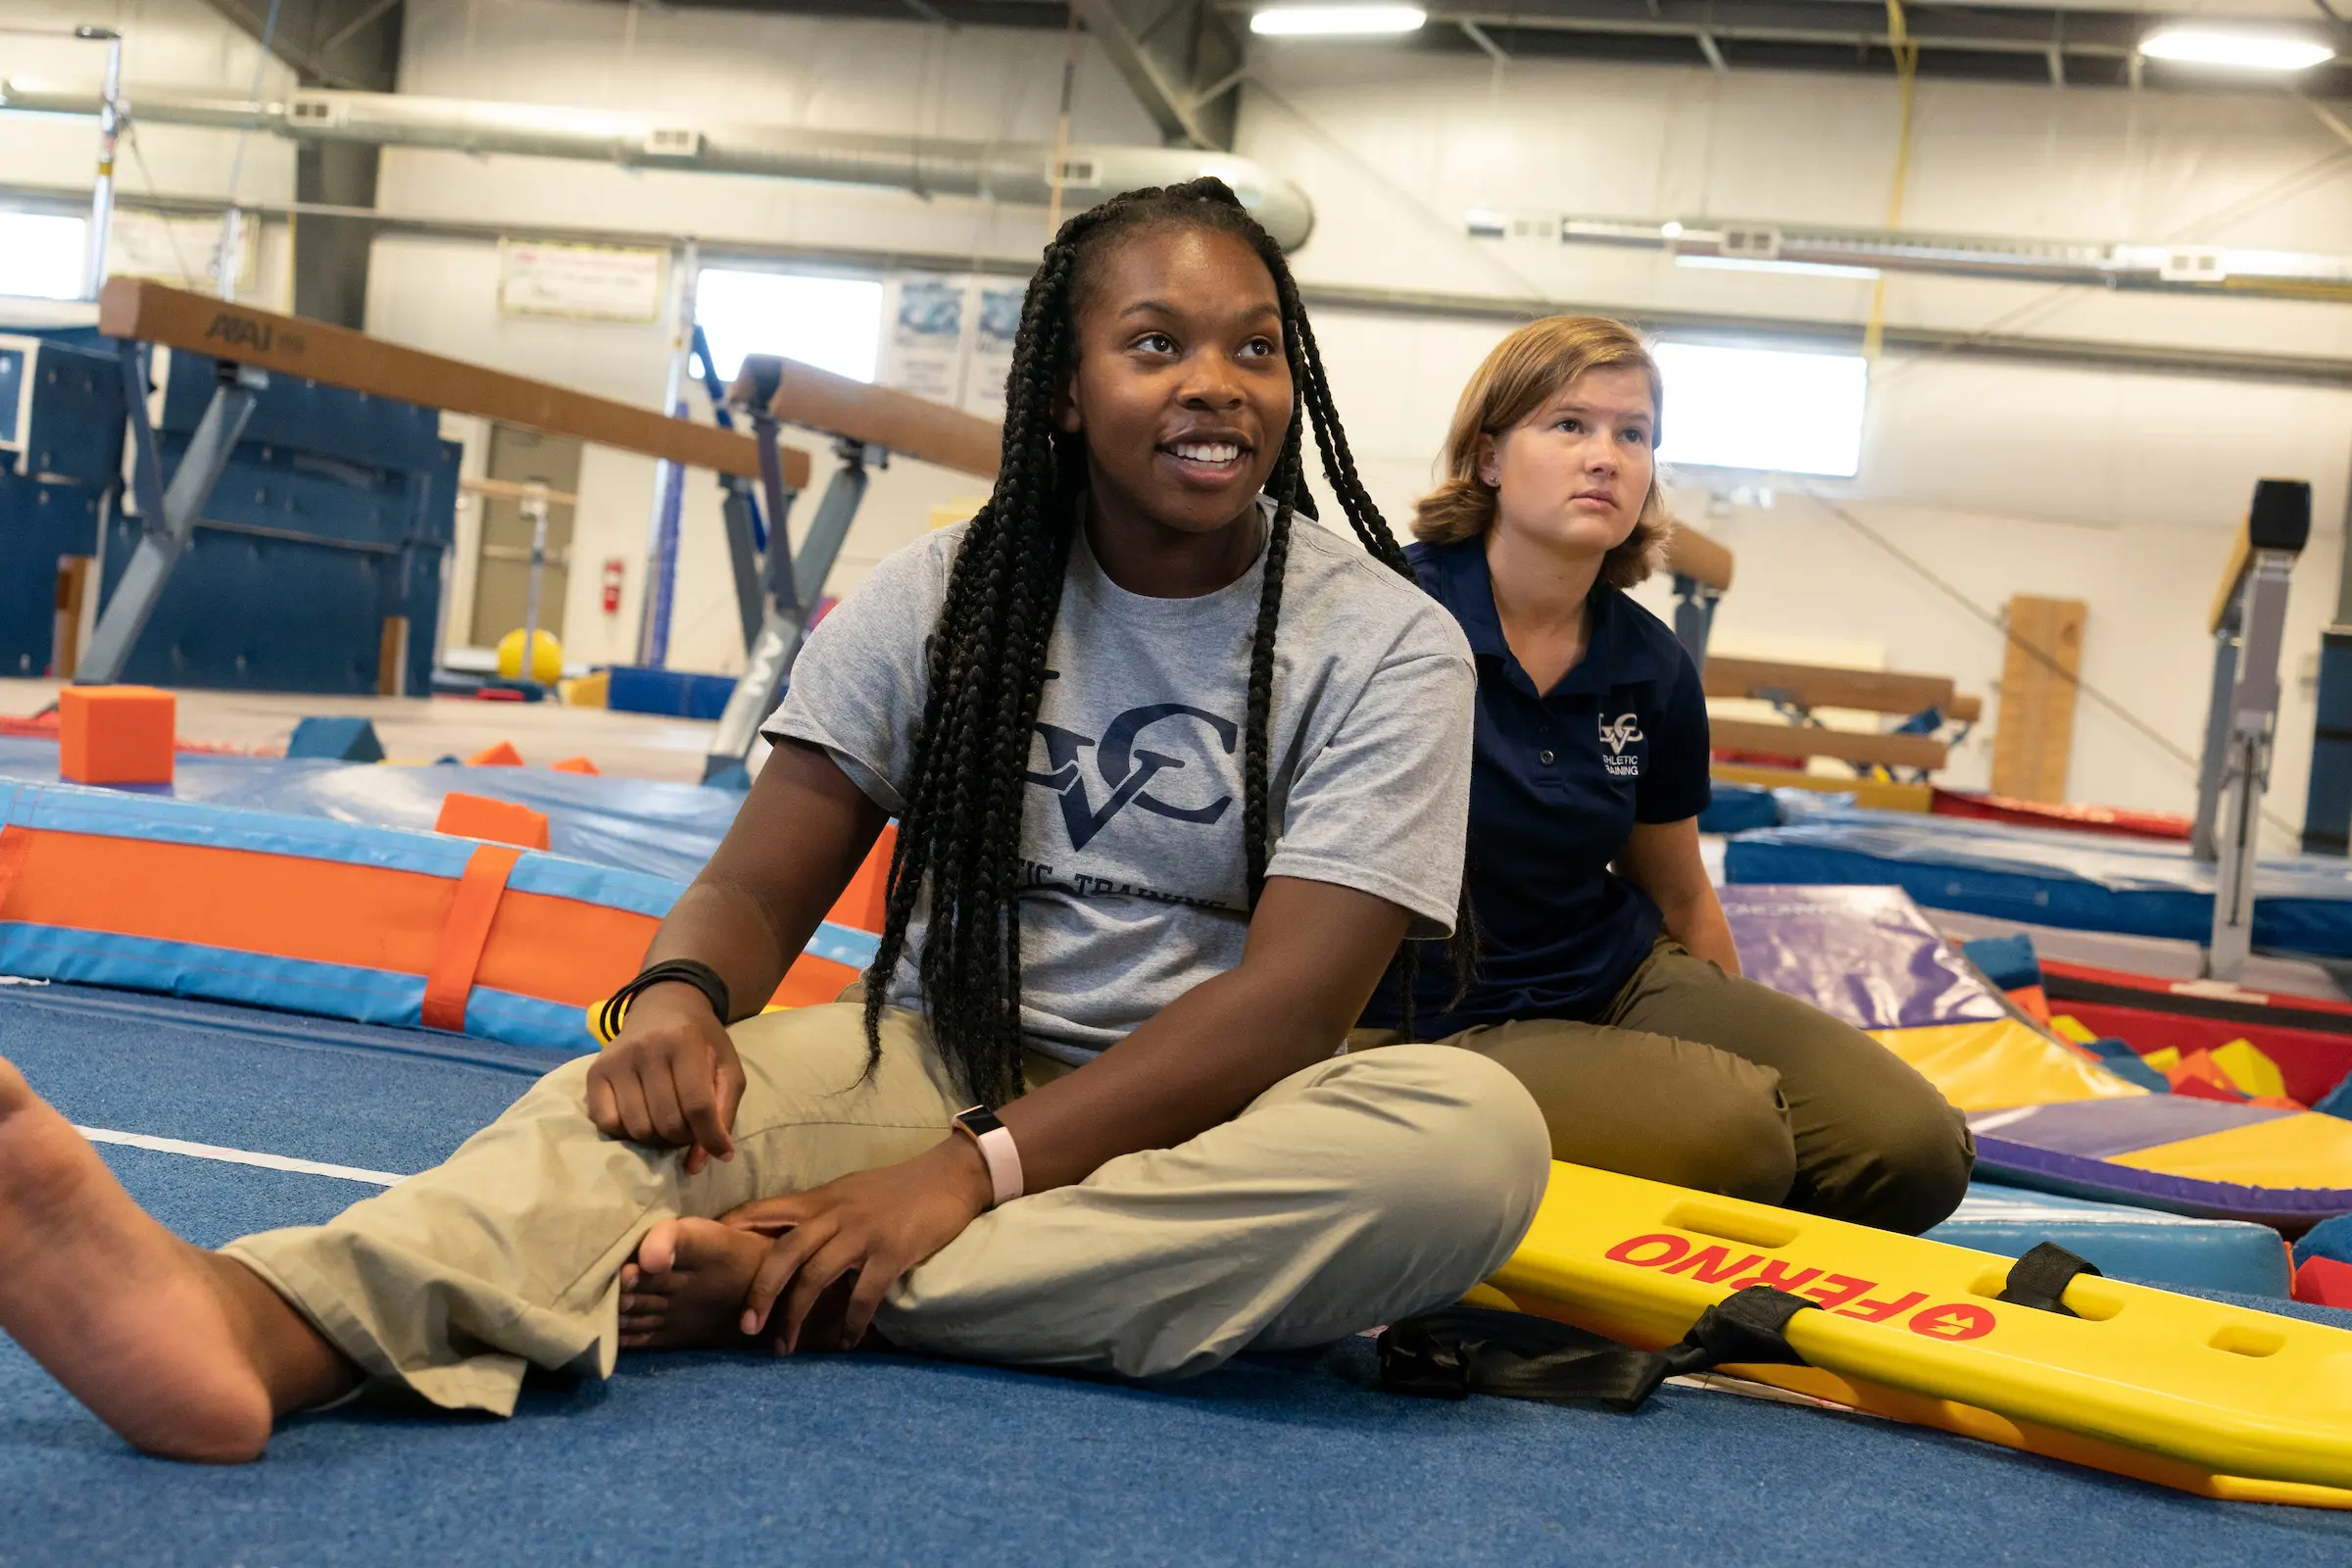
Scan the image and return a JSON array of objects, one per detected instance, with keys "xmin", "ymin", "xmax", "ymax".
[
  {"xmin": 1353, "ymin": 315, "xmax": 1972, "ymax": 1236},
  {"xmin": 0, "ymin": 180, "xmax": 1548, "ymax": 1462}
]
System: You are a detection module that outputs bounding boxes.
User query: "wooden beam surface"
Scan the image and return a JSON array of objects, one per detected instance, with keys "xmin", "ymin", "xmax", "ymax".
[
  {"xmin": 1709, "ymin": 716, "xmax": 1949, "ymax": 771},
  {"xmin": 1664, "ymin": 525, "xmax": 1735, "ymax": 591},
  {"xmin": 99, "ymin": 277, "xmax": 810, "ymax": 489},
  {"xmin": 1703, "ymin": 656, "xmax": 1956, "ymax": 717},
  {"xmin": 745, "ymin": 357, "xmax": 1003, "ymax": 479},
  {"xmin": 461, "ymin": 475, "xmax": 580, "ymax": 508}
]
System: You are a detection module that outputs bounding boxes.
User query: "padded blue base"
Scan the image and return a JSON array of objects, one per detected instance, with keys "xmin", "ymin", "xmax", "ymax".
[
  {"xmin": 1725, "ymin": 808, "xmax": 2352, "ymax": 957},
  {"xmin": 1929, "ymin": 1183, "xmax": 2292, "ymax": 1298}
]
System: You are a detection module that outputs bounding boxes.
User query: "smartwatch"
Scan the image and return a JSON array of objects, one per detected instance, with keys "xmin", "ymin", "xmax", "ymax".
[{"xmin": 952, "ymin": 1105, "xmax": 1024, "ymax": 1209}]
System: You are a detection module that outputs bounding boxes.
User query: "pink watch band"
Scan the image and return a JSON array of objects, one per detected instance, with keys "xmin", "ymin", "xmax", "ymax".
[
  {"xmin": 972, "ymin": 1123, "xmax": 1022, "ymax": 1209},
  {"xmin": 954, "ymin": 1106, "xmax": 1023, "ymax": 1209}
]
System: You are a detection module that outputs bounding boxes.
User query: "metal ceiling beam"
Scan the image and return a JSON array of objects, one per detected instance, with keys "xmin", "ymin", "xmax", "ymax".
[{"xmin": 1068, "ymin": 0, "xmax": 1219, "ymax": 146}]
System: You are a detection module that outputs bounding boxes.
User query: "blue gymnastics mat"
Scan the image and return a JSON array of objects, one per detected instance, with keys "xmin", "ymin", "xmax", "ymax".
[
  {"xmin": 1724, "ymin": 807, "xmax": 2352, "ymax": 958},
  {"xmin": 7, "ymin": 982, "xmax": 2352, "ymax": 1563},
  {"xmin": 1928, "ymin": 1183, "xmax": 2291, "ymax": 1298}
]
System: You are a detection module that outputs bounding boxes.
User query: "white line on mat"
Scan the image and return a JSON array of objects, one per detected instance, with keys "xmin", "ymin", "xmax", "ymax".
[{"xmin": 75, "ymin": 1126, "xmax": 407, "ymax": 1187}]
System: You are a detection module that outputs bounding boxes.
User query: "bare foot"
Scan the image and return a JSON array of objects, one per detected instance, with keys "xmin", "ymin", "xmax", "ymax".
[
  {"xmin": 0, "ymin": 1056, "xmax": 277, "ymax": 1461},
  {"xmin": 619, "ymin": 1218, "xmax": 877, "ymax": 1353},
  {"xmin": 618, "ymin": 1218, "xmax": 768, "ymax": 1350}
]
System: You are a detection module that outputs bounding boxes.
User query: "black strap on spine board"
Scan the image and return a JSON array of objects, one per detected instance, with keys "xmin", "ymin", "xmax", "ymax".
[{"xmin": 1379, "ymin": 1286, "xmax": 1819, "ymax": 1415}]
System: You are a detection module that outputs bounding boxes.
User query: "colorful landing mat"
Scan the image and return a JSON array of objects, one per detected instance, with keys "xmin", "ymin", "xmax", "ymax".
[
  {"xmin": 0, "ymin": 735, "xmax": 740, "ymax": 884},
  {"xmin": 0, "ymin": 778, "xmax": 878, "ymax": 1054},
  {"xmin": 1725, "ymin": 805, "xmax": 2352, "ymax": 960},
  {"xmin": 1723, "ymin": 885, "xmax": 2352, "ymax": 1232}
]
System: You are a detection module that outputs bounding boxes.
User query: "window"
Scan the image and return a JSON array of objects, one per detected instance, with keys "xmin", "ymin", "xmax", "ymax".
[
  {"xmin": 0, "ymin": 213, "xmax": 88, "ymax": 302},
  {"xmin": 694, "ymin": 269, "xmax": 884, "ymax": 385},
  {"xmin": 1651, "ymin": 341, "xmax": 1868, "ymax": 479}
]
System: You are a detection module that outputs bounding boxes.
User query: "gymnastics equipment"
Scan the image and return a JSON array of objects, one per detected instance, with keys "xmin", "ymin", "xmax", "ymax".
[
  {"xmin": 85, "ymin": 279, "xmax": 810, "ymax": 696},
  {"xmin": 1487, "ymin": 1159, "xmax": 2352, "ymax": 1506},
  {"xmin": 435, "ymin": 792, "xmax": 552, "ymax": 852},
  {"xmin": 0, "ymin": 330, "xmax": 122, "ymax": 678},
  {"xmin": 285, "ymin": 716, "xmax": 385, "ymax": 762},
  {"xmin": 496, "ymin": 629, "xmax": 564, "ymax": 686},
  {"xmin": 0, "ymin": 781, "xmax": 882, "ymax": 1050},
  {"xmin": 1704, "ymin": 655, "xmax": 1982, "ymax": 785},
  {"xmin": 703, "ymin": 355, "xmax": 1003, "ymax": 783},
  {"xmin": 1722, "ymin": 882, "xmax": 2352, "ymax": 1228},
  {"xmin": 57, "ymin": 686, "xmax": 172, "ymax": 786},
  {"xmin": 1662, "ymin": 526, "xmax": 1734, "ymax": 663},
  {"xmin": 2194, "ymin": 479, "xmax": 2313, "ymax": 980}
]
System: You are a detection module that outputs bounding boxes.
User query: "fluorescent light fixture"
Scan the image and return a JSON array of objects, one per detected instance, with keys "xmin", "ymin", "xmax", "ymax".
[
  {"xmin": 2139, "ymin": 28, "xmax": 2334, "ymax": 71},
  {"xmin": 695, "ymin": 269, "xmax": 885, "ymax": 385},
  {"xmin": 1250, "ymin": 5, "xmax": 1426, "ymax": 36},
  {"xmin": 1652, "ymin": 341, "xmax": 1868, "ymax": 478},
  {"xmin": 1659, "ymin": 220, "xmax": 1685, "ymax": 239},
  {"xmin": 1675, "ymin": 254, "xmax": 1882, "ymax": 281},
  {"xmin": 0, "ymin": 212, "xmax": 87, "ymax": 302}
]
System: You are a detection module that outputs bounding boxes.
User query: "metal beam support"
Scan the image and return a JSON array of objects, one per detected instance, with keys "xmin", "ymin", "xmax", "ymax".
[
  {"xmin": 704, "ymin": 440, "xmax": 880, "ymax": 784},
  {"xmin": 78, "ymin": 360, "xmax": 268, "ymax": 684},
  {"xmin": 2190, "ymin": 611, "xmax": 2239, "ymax": 863},
  {"xmin": 1695, "ymin": 30, "xmax": 1730, "ymax": 72},
  {"xmin": 1671, "ymin": 573, "xmax": 1722, "ymax": 667},
  {"xmin": 2208, "ymin": 551, "xmax": 2295, "ymax": 980},
  {"xmin": 1067, "ymin": 0, "xmax": 1217, "ymax": 149},
  {"xmin": 1460, "ymin": 20, "xmax": 1510, "ymax": 63}
]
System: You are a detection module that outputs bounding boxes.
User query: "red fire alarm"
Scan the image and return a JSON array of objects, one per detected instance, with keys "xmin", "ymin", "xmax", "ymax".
[{"xmin": 601, "ymin": 558, "xmax": 625, "ymax": 615}]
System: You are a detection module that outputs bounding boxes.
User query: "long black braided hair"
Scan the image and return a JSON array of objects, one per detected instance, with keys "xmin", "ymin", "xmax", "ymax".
[{"xmin": 860, "ymin": 177, "xmax": 1444, "ymax": 1104}]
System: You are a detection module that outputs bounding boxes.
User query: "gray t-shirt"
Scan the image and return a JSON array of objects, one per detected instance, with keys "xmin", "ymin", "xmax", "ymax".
[{"xmin": 765, "ymin": 507, "xmax": 1475, "ymax": 1063}]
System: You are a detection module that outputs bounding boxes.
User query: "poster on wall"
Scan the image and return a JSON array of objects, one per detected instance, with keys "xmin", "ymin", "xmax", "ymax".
[
  {"xmin": 108, "ymin": 211, "xmax": 259, "ymax": 294},
  {"xmin": 961, "ymin": 283, "xmax": 1025, "ymax": 422},
  {"xmin": 497, "ymin": 241, "xmax": 667, "ymax": 322},
  {"xmin": 879, "ymin": 273, "xmax": 971, "ymax": 404}
]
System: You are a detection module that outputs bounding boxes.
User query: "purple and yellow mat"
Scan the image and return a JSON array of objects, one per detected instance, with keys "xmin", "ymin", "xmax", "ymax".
[{"xmin": 1726, "ymin": 885, "xmax": 2352, "ymax": 1232}]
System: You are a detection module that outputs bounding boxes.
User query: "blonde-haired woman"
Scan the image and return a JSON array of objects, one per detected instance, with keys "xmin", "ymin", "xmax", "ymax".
[{"xmin": 1354, "ymin": 316, "xmax": 1972, "ymax": 1234}]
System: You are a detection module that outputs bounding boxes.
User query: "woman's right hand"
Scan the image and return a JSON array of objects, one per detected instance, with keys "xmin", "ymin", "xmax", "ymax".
[{"xmin": 584, "ymin": 982, "xmax": 748, "ymax": 1175}]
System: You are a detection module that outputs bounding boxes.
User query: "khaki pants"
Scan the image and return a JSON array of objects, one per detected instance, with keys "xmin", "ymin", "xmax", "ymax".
[
  {"xmin": 1355, "ymin": 942, "xmax": 1974, "ymax": 1236},
  {"xmin": 222, "ymin": 1003, "xmax": 1549, "ymax": 1415}
]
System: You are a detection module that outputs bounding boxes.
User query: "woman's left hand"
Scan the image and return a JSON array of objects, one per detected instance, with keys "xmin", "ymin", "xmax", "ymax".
[{"xmin": 719, "ymin": 1136, "xmax": 993, "ymax": 1352}]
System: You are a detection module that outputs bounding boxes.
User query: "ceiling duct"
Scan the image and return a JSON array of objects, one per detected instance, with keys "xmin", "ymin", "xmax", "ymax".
[
  {"xmin": 1468, "ymin": 211, "xmax": 2352, "ymax": 304},
  {"xmin": 0, "ymin": 83, "xmax": 1315, "ymax": 251}
]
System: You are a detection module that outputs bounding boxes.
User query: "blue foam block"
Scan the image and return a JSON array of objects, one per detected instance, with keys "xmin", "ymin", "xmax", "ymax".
[
  {"xmin": 1697, "ymin": 782, "xmax": 1779, "ymax": 834},
  {"xmin": 1928, "ymin": 1182, "xmax": 2291, "ymax": 1298},
  {"xmin": 286, "ymin": 716, "xmax": 386, "ymax": 762},
  {"xmin": 1962, "ymin": 932, "xmax": 2040, "ymax": 991}
]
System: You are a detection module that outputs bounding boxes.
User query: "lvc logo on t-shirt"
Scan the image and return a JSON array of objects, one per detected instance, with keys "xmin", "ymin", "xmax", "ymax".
[{"xmin": 1599, "ymin": 713, "xmax": 1644, "ymax": 778}]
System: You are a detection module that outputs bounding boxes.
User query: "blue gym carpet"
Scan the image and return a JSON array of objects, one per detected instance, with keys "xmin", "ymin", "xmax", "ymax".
[{"xmin": 8, "ymin": 982, "xmax": 2352, "ymax": 1564}]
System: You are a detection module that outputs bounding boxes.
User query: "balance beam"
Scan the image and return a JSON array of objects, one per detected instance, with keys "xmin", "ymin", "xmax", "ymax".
[
  {"xmin": 1704, "ymin": 657, "xmax": 1980, "ymax": 721},
  {"xmin": 1709, "ymin": 716, "xmax": 1948, "ymax": 772},
  {"xmin": 737, "ymin": 357, "xmax": 1003, "ymax": 479},
  {"xmin": 99, "ymin": 278, "xmax": 811, "ymax": 490},
  {"xmin": 1663, "ymin": 526, "xmax": 1734, "ymax": 592}
]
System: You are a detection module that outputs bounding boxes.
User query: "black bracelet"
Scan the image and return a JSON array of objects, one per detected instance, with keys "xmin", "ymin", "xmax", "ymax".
[{"xmin": 592, "ymin": 958, "xmax": 732, "ymax": 1043}]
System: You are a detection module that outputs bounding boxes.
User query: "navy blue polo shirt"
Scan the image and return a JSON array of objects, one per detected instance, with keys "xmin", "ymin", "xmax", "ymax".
[{"xmin": 1361, "ymin": 537, "xmax": 1712, "ymax": 1038}]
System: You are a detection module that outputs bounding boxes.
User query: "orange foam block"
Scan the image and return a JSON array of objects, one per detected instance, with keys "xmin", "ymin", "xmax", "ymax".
[
  {"xmin": 434, "ymin": 791, "xmax": 551, "ymax": 851},
  {"xmin": 467, "ymin": 741, "xmax": 523, "ymax": 766},
  {"xmin": 59, "ymin": 686, "xmax": 175, "ymax": 785},
  {"xmin": 550, "ymin": 756, "xmax": 600, "ymax": 775}
]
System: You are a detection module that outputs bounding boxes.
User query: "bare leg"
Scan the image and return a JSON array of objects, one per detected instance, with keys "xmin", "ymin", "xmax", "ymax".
[
  {"xmin": 618, "ymin": 1218, "xmax": 871, "ymax": 1353},
  {"xmin": 0, "ymin": 1057, "xmax": 360, "ymax": 1462}
]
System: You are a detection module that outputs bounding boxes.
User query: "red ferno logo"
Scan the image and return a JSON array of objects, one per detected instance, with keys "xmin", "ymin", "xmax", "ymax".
[{"xmin": 1605, "ymin": 1232, "xmax": 1996, "ymax": 1342}]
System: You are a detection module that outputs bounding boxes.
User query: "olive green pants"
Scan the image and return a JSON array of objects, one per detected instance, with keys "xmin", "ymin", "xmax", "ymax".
[
  {"xmin": 224, "ymin": 1002, "xmax": 1550, "ymax": 1415},
  {"xmin": 1353, "ymin": 942, "xmax": 1974, "ymax": 1236}
]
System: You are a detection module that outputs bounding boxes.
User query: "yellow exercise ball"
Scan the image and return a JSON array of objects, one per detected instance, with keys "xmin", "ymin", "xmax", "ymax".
[{"xmin": 496, "ymin": 628, "xmax": 564, "ymax": 684}]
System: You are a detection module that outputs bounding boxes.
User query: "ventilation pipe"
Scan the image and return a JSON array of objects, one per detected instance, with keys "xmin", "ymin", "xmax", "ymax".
[
  {"xmin": 1470, "ymin": 211, "xmax": 2352, "ymax": 305},
  {"xmin": 0, "ymin": 83, "xmax": 1314, "ymax": 251}
]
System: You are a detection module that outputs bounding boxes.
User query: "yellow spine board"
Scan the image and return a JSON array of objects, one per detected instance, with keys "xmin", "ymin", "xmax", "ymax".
[{"xmin": 1487, "ymin": 1163, "xmax": 2352, "ymax": 1506}]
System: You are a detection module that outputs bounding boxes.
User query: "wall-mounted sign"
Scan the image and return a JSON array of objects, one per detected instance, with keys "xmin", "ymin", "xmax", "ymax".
[{"xmin": 497, "ymin": 241, "xmax": 667, "ymax": 322}]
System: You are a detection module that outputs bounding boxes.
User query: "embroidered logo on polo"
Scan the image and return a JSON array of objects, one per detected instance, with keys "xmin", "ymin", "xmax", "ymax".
[
  {"xmin": 1599, "ymin": 712, "xmax": 1644, "ymax": 778},
  {"xmin": 1026, "ymin": 701, "xmax": 1239, "ymax": 850}
]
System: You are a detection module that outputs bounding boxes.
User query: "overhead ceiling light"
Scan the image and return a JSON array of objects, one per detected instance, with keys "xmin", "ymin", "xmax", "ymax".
[
  {"xmin": 2138, "ymin": 28, "xmax": 2335, "ymax": 71},
  {"xmin": 1250, "ymin": 5, "xmax": 1427, "ymax": 37},
  {"xmin": 1675, "ymin": 255, "xmax": 1882, "ymax": 281}
]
